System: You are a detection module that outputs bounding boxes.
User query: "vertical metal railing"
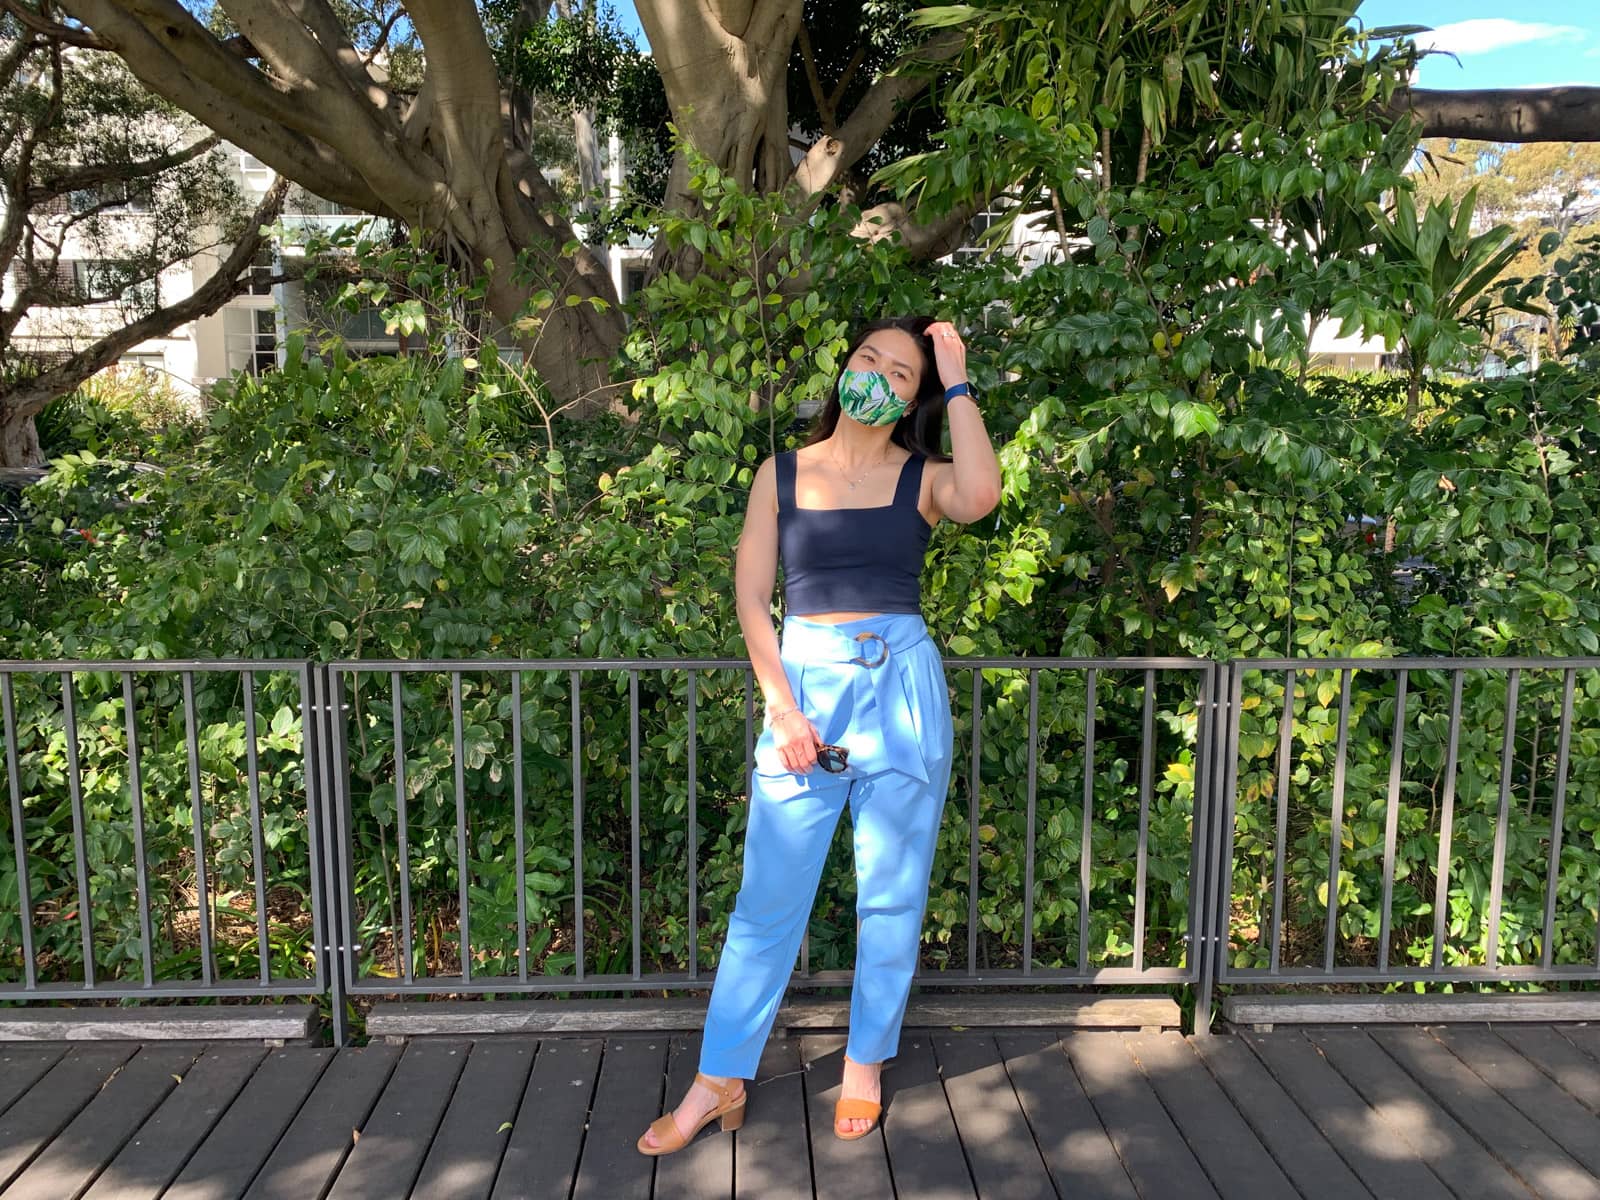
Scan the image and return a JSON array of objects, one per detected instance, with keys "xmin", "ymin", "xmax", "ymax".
[
  {"xmin": 0, "ymin": 661, "xmax": 327, "ymax": 1002},
  {"xmin": 1214, "ymin": 657, "xmax": 1600, "ymax": 1001},
  {"xmin": 318, "ymin": 657, "xmax": 1212, "ymax": 1005}
]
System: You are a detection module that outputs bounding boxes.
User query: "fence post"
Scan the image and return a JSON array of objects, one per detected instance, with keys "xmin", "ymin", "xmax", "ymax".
[
  {"xmin": 310, "ymin": 665, "xmax": 351, "ymax": 1046},
  {"xmin": 1192, "ymin": 661, "xmax": 1236, "ymax": 1037}
]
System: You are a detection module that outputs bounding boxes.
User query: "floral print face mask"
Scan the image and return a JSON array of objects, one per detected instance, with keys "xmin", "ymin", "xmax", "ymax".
[{"xmin": 837, "ymin": 368, "xmax": 908, "ymax": 427}]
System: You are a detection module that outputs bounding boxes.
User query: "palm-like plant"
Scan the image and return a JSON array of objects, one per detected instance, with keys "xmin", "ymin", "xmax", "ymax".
[{"xmin": 1364, "ymin": 187, "xmax": 1526, "ymax": 423}]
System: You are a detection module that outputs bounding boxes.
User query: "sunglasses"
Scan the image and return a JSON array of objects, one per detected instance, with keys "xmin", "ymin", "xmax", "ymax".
[{"xmin": 816, "ymin": 744, "xmax": 850, "ymax": 774}]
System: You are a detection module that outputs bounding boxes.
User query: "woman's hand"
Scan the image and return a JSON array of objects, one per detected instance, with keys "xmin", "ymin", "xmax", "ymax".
[
  {"xmin": 771, "ymin": 708, "xmax": 822, "ymax": 774},
  {"xmin": 926, "ymin": 321, "xmax": 968, "ymax": 390}
]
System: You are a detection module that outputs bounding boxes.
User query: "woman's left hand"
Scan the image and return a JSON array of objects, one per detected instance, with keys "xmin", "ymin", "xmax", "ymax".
[{"xmin": 926, "ymin": 321, "xmax": 967, "ymax": 389}]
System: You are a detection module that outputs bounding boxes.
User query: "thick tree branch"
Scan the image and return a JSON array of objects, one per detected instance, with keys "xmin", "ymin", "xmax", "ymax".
[
  {"xmin": 27, "ymin": 134, "xmax": 220, "ymax": 203},
  {"xmin": 788, "ymin": 29, "xmax": 960, "ymax": 201},
  {"xmin": 0, "ymin": 0, "xmax": 107, "ymax": 48},
  {"xmin": 1, "ymin": 177, "xmax": 291, "ymax": 463},
  {"xmin": 1395, "ymin": 86, "xmax": 1600, "ymax": 143}
]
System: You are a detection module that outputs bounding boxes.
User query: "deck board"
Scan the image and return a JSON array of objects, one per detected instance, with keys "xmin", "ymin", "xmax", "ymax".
[
  {"xmin": 1065, "ymin": 1031, "xmax": 1221, "ymax": 1199},
  {"xmin": 489, "ymin": 1038, "xmax": 600, "ymax": 1200},
  {"xmin": 3, "ymin": 1023, "xmax": 1599, "ymax": 1198},
  {"xmin": 1371, "ymin": 1027, "xmax": 1600, "ymax": 1200},
  {"xmin": 3, "ymin": 1042, "xmax": 203, "ymax": 1200},
  {"xmin": 933, "ymin": 1033, "xmax": 1055, "ymax": 1200},
  {"xmin": 1125, "ymin": 1032, "xmax": 1298, "ymax": 1200},
  {"xmin": 161, "ymin": 1047, "xmax": 333, "ymax": 1200},
  {"xmin": 1305, "ymin": 1028, "xmax": 1529, "ymax": 1200},
  {"xmin": 410, "ymin": 1038, "xmax": 535, "ymax": 1200},
  {"xmin": 81, "ymin": 1044, "xmax": 268, "ymax": 1200},
  {"xmin": 996, "ymin": 1031, "xmax": 1138, "ymax": 1200}
]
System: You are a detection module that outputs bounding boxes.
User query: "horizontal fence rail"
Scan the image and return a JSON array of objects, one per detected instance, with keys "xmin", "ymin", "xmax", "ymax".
[
  {"xmin": 4, "ymin": 654, "xmax": 1597, "ymax": 1040},
  {"xmin": 0, "ymin": 661, "xmax": 329, "ymax": 1002}
]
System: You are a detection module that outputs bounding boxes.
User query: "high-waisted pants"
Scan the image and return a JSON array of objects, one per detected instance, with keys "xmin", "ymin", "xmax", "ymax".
[{"xmin": 698, "ymin": 612, "xmax": 953, "ymax": 1080}]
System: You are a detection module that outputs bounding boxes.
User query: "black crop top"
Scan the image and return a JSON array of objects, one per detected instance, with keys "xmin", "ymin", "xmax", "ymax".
[{"xmin": 776, "ymin": 450, "xmax": 933, "ymax": 614}]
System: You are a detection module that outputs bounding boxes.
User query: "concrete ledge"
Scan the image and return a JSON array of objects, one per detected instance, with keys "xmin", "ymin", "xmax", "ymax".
[
  {"xmin": 1223, "ymin": 992, "xmax": 1600, "ymax": 1031},
  {"xmin": 0, "ymin": 1004, "xmax": 320, "ymax": 1043},
  {"xmin": 367, "ymin": 993, "xmax": 1182, "ymax": 1039}
]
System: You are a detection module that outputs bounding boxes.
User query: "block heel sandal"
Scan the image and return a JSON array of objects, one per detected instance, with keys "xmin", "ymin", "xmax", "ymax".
[{"xmin": 636, "ymin": 1073, "xmax": 747, "ymax": 1156}]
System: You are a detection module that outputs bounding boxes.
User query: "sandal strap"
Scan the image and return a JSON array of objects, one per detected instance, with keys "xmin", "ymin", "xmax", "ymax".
[
  {"xmin": 646, "ymin": 1113, "xmax": 688, "ymax": 1152},
  {"xmin": 693, "ymin": 1072, "xmax": 743, "ymax": 1105},
  {"xmin": 835, "ymin": 1098, "xmax": 882, "ymax": 1121}
]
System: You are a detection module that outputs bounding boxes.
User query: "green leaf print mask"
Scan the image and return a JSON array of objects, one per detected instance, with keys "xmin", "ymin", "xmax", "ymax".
[{"xmin": 837, "ymin": 369, "xmax": 908, "ymax": 427}]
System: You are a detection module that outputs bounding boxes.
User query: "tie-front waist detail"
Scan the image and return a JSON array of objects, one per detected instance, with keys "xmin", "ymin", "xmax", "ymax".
[{"xmin": 752, "ymin": 613, "xmax": 951, "ymax": 784}]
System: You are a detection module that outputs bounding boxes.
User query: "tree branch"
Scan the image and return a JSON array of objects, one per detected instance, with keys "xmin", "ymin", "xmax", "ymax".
[
  {"xmin": 3, "ymin": 176, "xmax": 291, "ymax": 430},
  {"xmin": 0, "ymin": 0, "xmax": 107, "ymax": 48},
  {"xmin": 27, "ymin": 134, "xmax": 220, "ymax": 203},
  {"xmin": 788, "ymin": 28, "xmax": 960, "ymax": 201},
  {"xmin": 1392, "ymin": 86, "xmax": 1600, "ymax": 143}
]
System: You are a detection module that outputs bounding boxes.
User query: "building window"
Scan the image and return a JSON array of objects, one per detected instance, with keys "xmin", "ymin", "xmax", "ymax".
[
  {"xmin": 252, "ymin": 308, "xmax": 278, "ymax": 376},
  {"xmin": 247, "ymin": 249, "xmax": 275, "ymax": 296},
  {"xmin": 952, "ymin": 209, "xmax": 1005, "ymax": 265}
]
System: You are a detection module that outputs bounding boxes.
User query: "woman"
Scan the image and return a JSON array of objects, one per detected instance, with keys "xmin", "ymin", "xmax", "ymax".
[{"xmin": 638, "ymin": 317, "xmax": 1002, "ymax": 1153}]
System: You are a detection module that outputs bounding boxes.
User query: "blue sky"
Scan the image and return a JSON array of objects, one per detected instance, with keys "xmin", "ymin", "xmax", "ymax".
[{"xmin": 611, "ymin": 2, "xmax": 1599, "ymax": 89}]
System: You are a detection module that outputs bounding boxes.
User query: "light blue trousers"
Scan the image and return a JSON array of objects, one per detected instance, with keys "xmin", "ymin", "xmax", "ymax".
[{"xmin": 698, "ymin": 613, "xmax": 954, "ymax": 1080}]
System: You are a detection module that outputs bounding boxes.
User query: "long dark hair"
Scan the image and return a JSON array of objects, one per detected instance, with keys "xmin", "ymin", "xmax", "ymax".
[{"xmin": 805, "ymin": 317, "xmax": 952, "ymax": 461}]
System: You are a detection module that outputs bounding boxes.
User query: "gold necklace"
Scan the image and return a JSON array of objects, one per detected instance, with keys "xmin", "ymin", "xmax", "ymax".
[{"xmin": 829, "ymin": 445, "xmax": 889, "ymax": 490}]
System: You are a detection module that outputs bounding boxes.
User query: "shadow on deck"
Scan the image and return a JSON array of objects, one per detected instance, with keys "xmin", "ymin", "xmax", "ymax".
[{"xmin": 2, "ymin": 1024, "xmax": 1599, "ymax": 1199}]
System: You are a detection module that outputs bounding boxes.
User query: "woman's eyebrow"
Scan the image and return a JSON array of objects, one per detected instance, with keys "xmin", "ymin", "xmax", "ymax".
[{"xmin": 860, "ymin": 340, "xmax": 914, "ymax": 371}]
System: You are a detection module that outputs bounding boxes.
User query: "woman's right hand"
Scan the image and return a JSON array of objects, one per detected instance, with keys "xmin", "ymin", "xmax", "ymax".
[{"xmin": 771, "ymin": 708, "xmax": 822, "ymax": 774}]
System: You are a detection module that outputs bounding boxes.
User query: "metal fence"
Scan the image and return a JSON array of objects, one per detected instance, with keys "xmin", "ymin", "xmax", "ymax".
[{"xmin": 4, "ymin": 655, "xmax": 1598, "ymax": 1042}]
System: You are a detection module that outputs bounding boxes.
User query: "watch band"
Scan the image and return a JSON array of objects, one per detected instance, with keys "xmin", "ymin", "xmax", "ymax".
[{"xmin": 944, "ymin": 382, "xmax": 972, "ymax": 402}]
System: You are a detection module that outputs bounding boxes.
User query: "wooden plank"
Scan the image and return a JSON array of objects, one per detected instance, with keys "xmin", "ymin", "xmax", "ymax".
[
  {"xmin": 652, "ymin": 1034, "xmax": 733, "ymax": 1200},
  {"xmin": 1224, "ymin": 992, "xmax": 1600, "ymax": 1027},
  {"xmin": 410, "ymin": 1038, "xmax": 537, "ymax": 1200},
  {"xmin": 733, "ymin": 1038, "xmax": 811, "ymax": 1200},
  {"xmin": 1557, "ymin": 1024, "xmax": 1600, "ymax": 1067},
  {"xmin": 1497, "ymin": 1026, "xmax": 1600, "ymax": 1114},
  {"xmin": 240, "ymin": 1042, "xmax": 402, "ymax": 1200},
  {"xmin": 1191, "ymin": 1033, "xmax": 1372, "ymax": 1200},
  {"xmin": 0, "ymin": 1045, "xmax": 67, "ymax": 1120},
  {"xmin": 163, "ymin": 1047, "xmax": 334, "ymax": 1200},
  {"xmin": 1372, "ymin": 1027, "xmax": 1600, "ymax": 1200},
  {"xmin": 996, "ymin": 1033, "xmax": 1138, "ymax": 1200},
  {"xmin": 1125, "ymin": 1033, "xmax": 1297, "ymax": 1200},
  {"xmin": 568, "ymin": 1036, "xmax": 668, "ymax": 1200},
  {"xmin": 801, "ymin": 1035, "xmax": 894, "ymax": 1200},
  {"xmin": 81, "ymin": 1044, "xmax": 268, "ymax": 1200},
  {"xmin": 1063, "ymin": 1031, "xmax": 1219, "ymax": 1199},
  {"xmin": 1432, "ymin": 1027, "xmax": 1600, "ymax": 1175},
  {"xmin": 368, "ymin": 993, "xmax": 1181, "ymax": 1037},
  {"xmin": 878, "ymin": 1035, "xmax": 976, "ymax": 1200},
  {"xmin": 490, "ymin": 1038, "xmax": 602, "ymax": 1200},
  {"xmin": 0, "ymin": 1004, "xmax": 318, "ymax": 1041},
  {"xmin": 1239, "ymin": 1031, "xmax": 1452, "ymax": 1200},
  {"xmin": 323, "ymin": 1039, "xmax": 470, "ymax": 1200},
  {"xmin": 932, "ymin": 1033, "xmax": 1054, "ymax": 1200},
  {"xmin": 0, "ymin": 1043, "xmax": 135, "ymax": 1191},
  {"xmin": 4, "ymin": 1042, "xmax": 202, "ymax": 1200},
  {"xmin": 1306, "ymin": 1029, "xmax": 1530, "ymax": 1200}
]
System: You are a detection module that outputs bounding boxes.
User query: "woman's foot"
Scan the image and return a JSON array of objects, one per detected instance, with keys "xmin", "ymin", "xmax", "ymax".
[
  {"xmin": 640, "ymin": 1074, "xmax": 745, "ymax": 1151},
  {"xmin": 836, "ymin": 1055, "xmax": 882, "ymax": 1136}
]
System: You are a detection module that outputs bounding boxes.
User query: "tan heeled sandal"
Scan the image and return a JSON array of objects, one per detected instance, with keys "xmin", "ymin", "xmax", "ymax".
[
  {"xmin": 636, "ymin": 1073, "xmax": 747, "ymax": 1156},
  {"xmin": 833, "ymin": 1096, "xmax": 882, "ymax": 1141}
]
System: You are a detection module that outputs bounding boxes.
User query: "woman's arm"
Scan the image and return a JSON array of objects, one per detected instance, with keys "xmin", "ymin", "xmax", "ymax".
[
  {"xmin": 926, "ymin": 321, "xmax": 1002, "ymax": 524},
  {"xmin": 735, "ymin": 456, "xmax": 820, "ymax": 773}
]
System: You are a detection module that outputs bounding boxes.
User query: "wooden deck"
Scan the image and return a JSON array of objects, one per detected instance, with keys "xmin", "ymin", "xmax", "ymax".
[{"xmin": 2, "ymin": 1025, "xmax": 1599, "ymax": 1199}]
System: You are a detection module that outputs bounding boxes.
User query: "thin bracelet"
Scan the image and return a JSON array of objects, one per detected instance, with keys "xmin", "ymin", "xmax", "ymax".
[{"xmin": 767, "ymin": 705, "xmax": 799, "ymax": 725}]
